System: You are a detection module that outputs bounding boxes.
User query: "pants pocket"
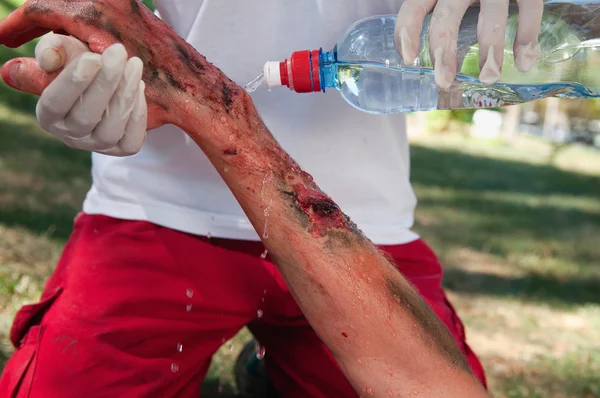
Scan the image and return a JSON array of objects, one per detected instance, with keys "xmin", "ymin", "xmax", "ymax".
[
  {"xmin": 9, "ymin": 287, "xmax": 62, "ymax": 348},
  {"xmin": 0, "ymin": 287, "xmax": 62, "ymax": 397},
  {"xmin": 0, "ymin": 325, "xmax": 44, "ymax": 398}
]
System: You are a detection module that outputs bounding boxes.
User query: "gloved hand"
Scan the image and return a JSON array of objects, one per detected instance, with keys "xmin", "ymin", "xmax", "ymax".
[
  {"xmin": 33, "ymin": 33, "xmax": 147, "ymax": 156},
  {"xmin": 395, "ymin": 0, "xmax": 544, "ymax": 89}
]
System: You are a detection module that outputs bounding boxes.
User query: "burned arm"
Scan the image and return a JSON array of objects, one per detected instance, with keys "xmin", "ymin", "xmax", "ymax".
[{"xmin": 0, "ymin": 1, "xmax": 487, "ymax": 395}]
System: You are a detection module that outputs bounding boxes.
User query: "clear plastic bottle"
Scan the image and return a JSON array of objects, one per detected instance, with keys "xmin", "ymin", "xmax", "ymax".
[{"xmin": 263, "ymin": 1, "xmax": 600, "ymax": 114}]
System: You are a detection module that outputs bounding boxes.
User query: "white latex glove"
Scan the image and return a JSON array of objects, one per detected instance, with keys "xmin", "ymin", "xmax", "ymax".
[
  {"xmin": 35, "ymin": 33, "xmax": 147, "ymax": 156},
  {"xmin": 395, "ymin": 0, "xmax": 544, "ymax": 89}
]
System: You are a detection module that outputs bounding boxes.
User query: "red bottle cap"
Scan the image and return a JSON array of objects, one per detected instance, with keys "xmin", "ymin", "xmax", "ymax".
[{"xmin": 264, "ymin": 49, "xmax": 321, "ymax": 93}]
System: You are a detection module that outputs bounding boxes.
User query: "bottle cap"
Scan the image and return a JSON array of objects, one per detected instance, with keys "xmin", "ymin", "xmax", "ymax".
[
  {"xmin": 263, "ymin": 61, "xmax": 282, "ymax": 88},
  {"xmin": 263, "ymin": 50, "xmax": 321, "ymax": 93}
]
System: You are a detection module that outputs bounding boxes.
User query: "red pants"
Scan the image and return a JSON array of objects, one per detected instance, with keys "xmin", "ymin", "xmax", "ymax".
[{"xmin": 0, "ymin": 214, "xmax": 486, "ymax": 397}]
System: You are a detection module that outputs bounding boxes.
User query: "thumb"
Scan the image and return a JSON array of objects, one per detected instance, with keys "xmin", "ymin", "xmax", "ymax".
[
  {"xmin": 1, "ymin": 58, "xmax": 56, "ymax": 96},
  {"xmin": 35, "ymin": 33, "xmax": 90, "ymax": 72}
]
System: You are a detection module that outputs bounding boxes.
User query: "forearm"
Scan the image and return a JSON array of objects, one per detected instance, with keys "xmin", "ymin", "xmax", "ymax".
[{"xmin": 171, "ymin": 88, "xmax": 485, "ymax": 396}]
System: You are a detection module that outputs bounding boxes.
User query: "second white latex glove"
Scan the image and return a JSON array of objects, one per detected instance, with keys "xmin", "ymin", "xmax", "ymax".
[
  {"xmin": 395, "ymin": 0, "xmax": 544, "ymax": 89},
  {"xmin": 35, "ymin": 33, "xmax": 148, "ymax": 156}
]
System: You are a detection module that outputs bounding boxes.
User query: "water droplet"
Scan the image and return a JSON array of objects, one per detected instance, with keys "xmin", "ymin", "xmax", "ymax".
[
  {"xmin": 223, "ymin": 166, "xmax": 229, "ymax": 173},
  {"xmin": 228, "ymin": 343, "xmax": 233, "ymax": 352},
  {"xmin": 186, "ymin": 304, "xmax": 193, "ymax": 312},
  {"xmin": 357, "ymin": 358, "xmax": 362, "ymax": 364},
  {"xmin": 221, "ymin": 337, "xmax": 226, "ymax": 344},
  {"xmin": 210, "ymin": 216, "xmax": 215, "ymax": 223},
  {"xmin": 261, "ymin": 297, "xmax": 265, "ymax": 303},
  {"xmin": 367, "ymin": 387, "xmax": 374, "ymax": 395},
  {"xmin": 177, "ymin": 343, "xmax": 183, "ymax": 352},
  {"xmin": 263, "ymin": 289, "xmax": 267, "ymax": 294},
  {"xmin": 244, "ymin": 72, "xmax": 265, "ymax": 93},
  {"xmin": 256, "ymin": 345, "xmax": 266, "ymax": 359},
  {"xmin": 260, "ymin": 249, "xmax": 268, "ymax": 259},
  {"xmin": 207, "ymin": 231, "xmax": 212, "ymax": 239},
  {"xmin": 171, "ymin": 363, "xmax": 179, "ymax": 373},
  {"xmin": 257, "ymin": 309, "xmax": 264, "ymax": 318},
  {"xmin": 262, "ymin": 231, "xmax": 269, "ymax": 239},
  {"xmin": 186, "ymin": 288, "xmax": 194, "ymax": 298}
]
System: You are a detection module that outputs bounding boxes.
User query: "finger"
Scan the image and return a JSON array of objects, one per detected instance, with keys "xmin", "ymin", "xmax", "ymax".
[
  {"xmin": 428, "ymin": 0, "xmax": 473, "ymax": 90},
  {"xmin": 514, "ymin": 0, "xmax": 543, "ymax": 72},
  {"xmin": 88, "ymin": 57, "xmax": 144, "ymax": 150},
  {"xmin": 36, "ymin": 52, "xmax": 103, "ymax": 131},
  {"xmin": 394, "ymin": 0, "xmax": 437, "ymax": 64},
  {"xmin": 101, "ymin": 81, "xmax": 148, "ymax": 157},
  {"xmin": 0, "ymin": 4, "xmax": 96, "ymax": 50},
  {"xmin": 1, "ymin": 58, "xmax": 55, "ymax": 95},
  {"xmin": 35, "ymin": 33, "xmax": 90, "ymax": 72},
  {"xmin": 64, "ymin": 43, "xmax": 129, "ymax": 138},
  {"xmin": 478, "ymin": 0, "xmax": 510, "ymax": 85},
  {"xmin": 0, "ymin": 7, "xmax": 51, "ymax": 48}
]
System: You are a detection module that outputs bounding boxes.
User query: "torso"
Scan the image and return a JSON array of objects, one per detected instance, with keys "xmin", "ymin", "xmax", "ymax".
[{"xmin": 82, "ymin": 0, "xmax": 419, "ymax": 244}]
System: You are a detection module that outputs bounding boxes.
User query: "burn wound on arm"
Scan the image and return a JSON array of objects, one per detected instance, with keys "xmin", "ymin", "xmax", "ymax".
[{"xmin": 385, "ymin": 276, "xmax": 472, "ymax": 373}]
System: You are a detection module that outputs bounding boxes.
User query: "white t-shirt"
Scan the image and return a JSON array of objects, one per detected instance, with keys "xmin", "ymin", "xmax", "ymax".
[{"xmin": 82, "ymin": 0, "xmax": 419, "ymax": 245}]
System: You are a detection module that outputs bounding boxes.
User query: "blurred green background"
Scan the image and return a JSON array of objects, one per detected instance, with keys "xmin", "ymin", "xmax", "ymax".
[{"xmin": 0, "ymin": 1, "xmax": 599, "ymax": 397}]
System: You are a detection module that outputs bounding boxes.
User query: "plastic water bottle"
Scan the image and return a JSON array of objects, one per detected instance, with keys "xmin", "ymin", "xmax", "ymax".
[{"xmin": 263, "ymin": 1, "xmax": 600, "ymax": 114}]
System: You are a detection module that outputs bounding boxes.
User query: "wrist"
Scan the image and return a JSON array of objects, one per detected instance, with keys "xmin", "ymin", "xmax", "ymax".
[{"xmin": 174, "ymin": 82, "xmax": 262, "ymax": 147}]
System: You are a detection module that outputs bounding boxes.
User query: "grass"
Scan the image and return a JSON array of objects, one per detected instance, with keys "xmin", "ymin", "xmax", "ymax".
[
  {"xmin": 407, "ymin": 131, "xmax": 600, "ymax": 398},
  {"xmin": 1, "ymin": 1, "xmax": 600, "ymax": 396}
]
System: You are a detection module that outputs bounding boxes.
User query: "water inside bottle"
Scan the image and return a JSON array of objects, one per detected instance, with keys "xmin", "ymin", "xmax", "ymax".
[{"xmin": 335, "ymin": 62, "xmax": 598, "ymax": 114}]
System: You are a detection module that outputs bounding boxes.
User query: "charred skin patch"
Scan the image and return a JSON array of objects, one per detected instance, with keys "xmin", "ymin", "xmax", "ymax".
[
  {"xmin": 385, "ymin": 277, "xmax": 472, "ymax": 373},
  {"xmin": 148, "ymin": 69, "xmax": 160, "ymax": 82},
  {"xmin": 130, "ymin": 0, "xmax": 142, "ymax": 17},
  {"xmin": 288, "ymin": 184, "xmax": 354, "ymax": 238},
  {"xmin": 104, "ymin": 23, "xmax": 123, "ymax": 42},
  {"xmin": 24, "ymin": 1, "xmax": 52, "ymax": 15},
  {"xmin": 175, "ymin": 42, "xmax": 206, "ymax": 74},
  {"xmin": 164, "ymin": 70, "xmax": 185, "ymax": 91},
  {"xmin": 73, "ymin": 6, "xmax": 123, "ymax": 42},
  {"xmin": 221, "ymin": 82, "xmax": 233, "ymax": 113}
]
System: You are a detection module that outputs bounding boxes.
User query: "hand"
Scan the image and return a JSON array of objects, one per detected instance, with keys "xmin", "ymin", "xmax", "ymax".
[
  {"xmin": 0, "ymin": 0, "xmax": 241, "ymax": 132},
  {"xmin": 22, "ymin": 34, "xmax": 147, "ymax": 156},
  {"xmin": 395, "ymin": 0, "xmax": 544, "ymax": 89}
]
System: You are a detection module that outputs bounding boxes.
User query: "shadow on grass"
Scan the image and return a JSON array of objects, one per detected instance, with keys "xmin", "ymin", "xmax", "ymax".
[
  {"xmin": 0, "ymin": 112, "xmax": 91, "ymax": 241},
  {"xmin": 411, "ymin": 145, "xmax": 600, "ymax": 199},
  {"xmin": 493, "ymin": 352, "xmax": 600, "ymax": 398},
  {"xmin": 443, "ymin": 268, "xmax": 600, "ymax": 307},
  {"xmin": 416, "ymin": 193, "xmax": 600, "ymax": 267}
]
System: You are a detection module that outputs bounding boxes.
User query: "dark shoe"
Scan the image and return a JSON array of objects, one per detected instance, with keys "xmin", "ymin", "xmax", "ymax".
[{"xmin": 234, "ymin": 339, "xmax": 276, "ymax": 398}]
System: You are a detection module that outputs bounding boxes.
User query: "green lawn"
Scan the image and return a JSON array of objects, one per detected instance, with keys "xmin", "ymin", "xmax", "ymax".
[{"xmin": 1, "ymin": 1, "xmax": 600, "ymax": 397}]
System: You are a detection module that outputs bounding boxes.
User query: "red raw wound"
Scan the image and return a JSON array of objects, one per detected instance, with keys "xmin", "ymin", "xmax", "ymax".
[{"xmin": 292, "ymin": 183, "xmax": 353, "ymax": 237}]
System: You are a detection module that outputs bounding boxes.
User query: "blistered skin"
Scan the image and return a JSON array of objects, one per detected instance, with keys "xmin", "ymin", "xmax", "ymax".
[{"xmin": 0, "ymin": 2, "xmax": 486, "ymax": 396}]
